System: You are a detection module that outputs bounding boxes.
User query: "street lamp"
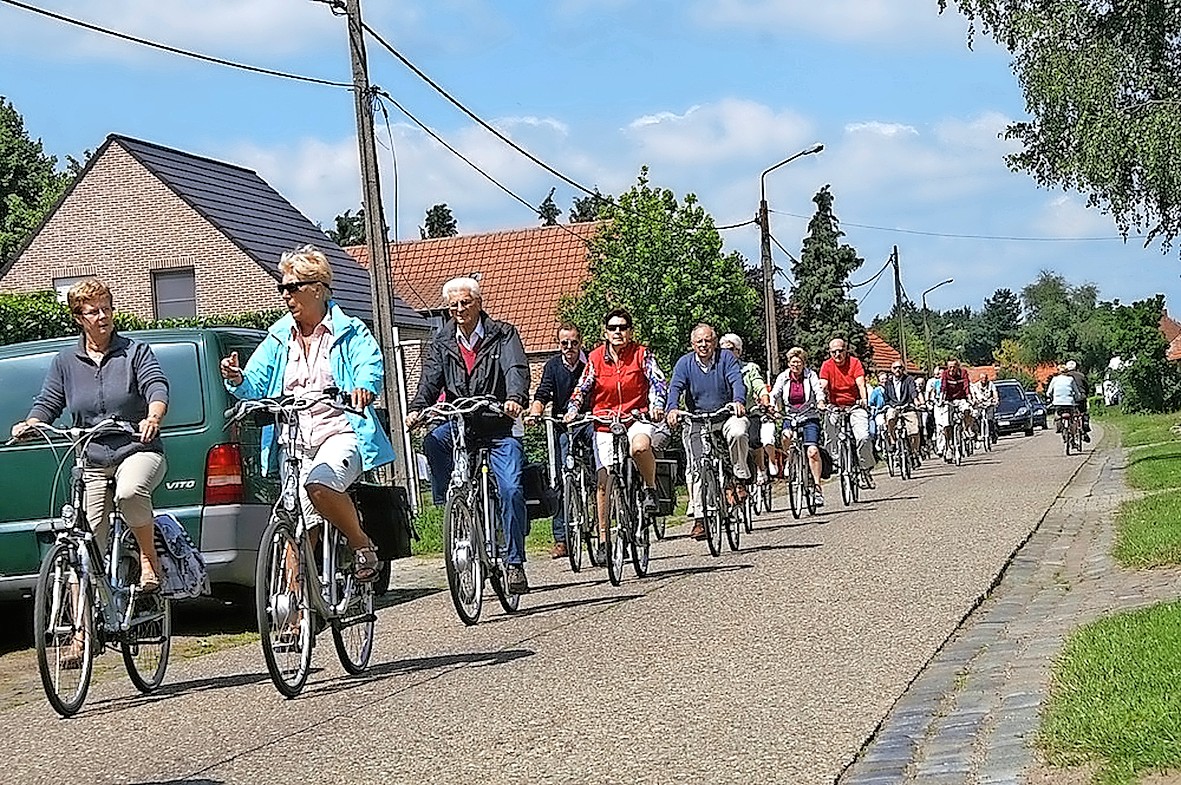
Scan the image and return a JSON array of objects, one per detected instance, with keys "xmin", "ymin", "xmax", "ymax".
[
  {"xmin": 759, "ymin": 142, "xmax": 824, "ymax": 376},
  {"xmin": 921, "ymin": 278, "xmax": 954, "ymax": 374}
]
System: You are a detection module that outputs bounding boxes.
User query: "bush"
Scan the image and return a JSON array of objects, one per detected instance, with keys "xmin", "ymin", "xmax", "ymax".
[{"xmin": 998, "ymin": 366, "xmax": 1037, "ymax": 390}]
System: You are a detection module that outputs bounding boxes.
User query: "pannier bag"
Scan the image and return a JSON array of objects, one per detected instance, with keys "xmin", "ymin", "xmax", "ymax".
[
  {"xmin": 523, "ymin": 463, "xmax": 559, "ymax": 520},
  {"xmin": 654, "ymin": 458, "xmax": 678, "ymax": 516},
  {"xmin": 152, "ymin": 513, "xmax": 211, "ymax": 599},
  {"xmin": 354, "ymin": 483, "xmax": 416, "ymax": 560},
  {"xmin": 818, "ymin": 446, "xmax": 835, "ymax": 480}
]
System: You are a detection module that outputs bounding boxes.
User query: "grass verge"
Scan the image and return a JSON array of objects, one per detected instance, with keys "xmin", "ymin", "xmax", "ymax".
[{"xmin": 1039, "ymin": 601, "xmax": 1181, "ymax": 785}]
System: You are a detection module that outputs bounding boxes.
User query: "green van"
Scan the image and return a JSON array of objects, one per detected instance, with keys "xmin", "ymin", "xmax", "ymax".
[{"xmin": 0, "ymin": 328, "xmax": 274, "ymax": 602}]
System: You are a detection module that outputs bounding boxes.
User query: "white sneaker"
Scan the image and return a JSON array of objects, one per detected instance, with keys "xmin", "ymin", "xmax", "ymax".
[
  {"xmin": 814, "ymin": 490, "xmax": 825, "ymax": 508},
  {"xmin": 768, "ymin": 463, "xmax": 779, "ymax": 477}
]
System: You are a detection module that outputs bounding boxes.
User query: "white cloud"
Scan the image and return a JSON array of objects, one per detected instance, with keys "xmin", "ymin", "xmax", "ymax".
[
  {"xmin": 625, "ymin": 99, "xmax": 814, "ymax": 165},
  {"xmin": 845, "ymin": 121, "xmax": 919, "ymax": 137},
  {"xmin": 690, "ymin": 0, "xmax": 971, "ymax": 46},
  {"xmin": 1031, "ymin": 194, "xmax": 1121, "ymax": 239}
]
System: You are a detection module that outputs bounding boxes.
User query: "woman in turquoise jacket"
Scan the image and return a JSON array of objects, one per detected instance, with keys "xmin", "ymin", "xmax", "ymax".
[{"xmin": 220, "ymin": 245, "xmax": 394, "ymax": 581}]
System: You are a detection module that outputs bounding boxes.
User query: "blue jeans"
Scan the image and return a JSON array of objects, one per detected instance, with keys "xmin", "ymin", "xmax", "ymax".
[{"xmin": 423, "ymin": 422, "xmax": 528, "ymax": 565}]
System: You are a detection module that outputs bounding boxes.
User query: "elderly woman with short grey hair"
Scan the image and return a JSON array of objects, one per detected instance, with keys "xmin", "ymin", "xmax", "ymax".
[{"xmin": 12, "ymin": 278, "xmax": 169, "ymax": 609}]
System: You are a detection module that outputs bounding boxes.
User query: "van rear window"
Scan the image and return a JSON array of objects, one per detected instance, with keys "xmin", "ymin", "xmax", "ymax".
[
  {"xmin": 0, "ymin": 351, "xmax": 66, "ymax": 428},
  {"xmin": 149, "ymin": 341, "xmax": 204, "ymax": 427}
]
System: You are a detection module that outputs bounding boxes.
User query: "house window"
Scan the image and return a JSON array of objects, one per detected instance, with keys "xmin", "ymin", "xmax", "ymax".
[
  {"xmin": 153, "ymin": 269, "xmax": 196, "ymax": 318},
  {"xmin": 52, "ymin": 276, "xmax": 89, "ymax": 304}
]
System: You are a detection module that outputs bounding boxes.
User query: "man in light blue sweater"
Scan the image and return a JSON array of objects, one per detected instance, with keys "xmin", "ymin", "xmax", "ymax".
[{"xmin": 666, "ymin": 323, "xmax": 748, "ymax": 539}]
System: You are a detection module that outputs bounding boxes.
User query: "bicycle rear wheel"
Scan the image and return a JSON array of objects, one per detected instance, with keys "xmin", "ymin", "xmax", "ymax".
[
  {"xmin": 724, "ymin": 479, "xmax": 742, "ymax": 551},
  {"xmin": 34, "ymin": 541, "xmax": 95, "ymax": 717},
  {"xmin": 491, "ymin": 563, "xmax": 521, "ymax": 614},
  {"xmin": 563, "ymin": 474, "xmax": 584, "ymax": 573},
  {"xmin": 787, "ymin": 448, "xmax": 803, "ymax": 519},
  {"xmin": 700, "ymin": 464, "xmax": 724, "ymax": 558},
  {"xmin": 900, "ymin": 442, "xmax": 912, "ymax": 480},
  {"xmin": 443, "ymin": 492, "xmax": 484, "ymax": 625},
  {"xmin": 329, "ymin": 528, "xmax": 375, "ymax": 675},
  {"xmin": 122, "ymin": 591, "xmax": 171, "ymax": 693},
  {"xmin": 605, "ymin": 483, "xmax": 628, "ymax": 586},
  {"xmin": 255, "ymin": 514, "xmax": 313, "ymax": 698},
  {"xmin": 840, "ymin": 443, "xmax": 855, "ymax": 507},
  {"xmin": 758, "ymin": 479, "xmax": 772, "ymax": 517},
  {"xmin": 630, "ymin": 496, "xmax": 651, "ymax": 578}
]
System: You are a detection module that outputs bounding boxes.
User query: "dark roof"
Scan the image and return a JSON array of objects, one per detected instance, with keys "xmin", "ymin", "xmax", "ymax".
[{"xmin": 111, "ymin": 135, "xmax": 426, "ymax": 331}]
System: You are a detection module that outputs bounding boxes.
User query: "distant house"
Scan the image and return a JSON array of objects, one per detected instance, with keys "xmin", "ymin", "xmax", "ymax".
[
  {"xmin": 1, "ymin": 134, "xmax": 427, "ymax": 338},
  {"xmin": 1161, "ymin": 312, "xmax": 1181, "ymax": 362},
  {"xmin": 865, "ymin": 331, "xmax": 920, "ymax": 376},
  {"xmin": 347, "ymin": 222, "xmax": 600, "ymax": 393}
]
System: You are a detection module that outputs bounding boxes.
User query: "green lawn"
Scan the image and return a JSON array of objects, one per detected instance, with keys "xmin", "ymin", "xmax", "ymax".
[
  {"xmin": 1039, "ymin": 601, "xmax": 1181, "ymax": 785},
  {"xmin": 1113, "ymin": 491, "xmax": 1181, "ymax": 567},
  {"xmin": 1105, "ymin": 407, "xmax": 1181, "ymax": 567}
]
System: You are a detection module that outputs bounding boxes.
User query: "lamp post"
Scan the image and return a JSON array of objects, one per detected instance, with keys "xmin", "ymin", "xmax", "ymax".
[
  {"xmin": 921, "ymin": 278, "xmax": 954, "ymax": 375},
  {"xmin": 759, "ymin": 143, "xmax": 824, "ymax": 376}
]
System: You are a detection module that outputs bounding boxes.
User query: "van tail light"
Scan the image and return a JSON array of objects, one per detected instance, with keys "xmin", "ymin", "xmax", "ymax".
[{"xmin": 205, "ymin": 443, "xmax": 245, "ymax": 505}]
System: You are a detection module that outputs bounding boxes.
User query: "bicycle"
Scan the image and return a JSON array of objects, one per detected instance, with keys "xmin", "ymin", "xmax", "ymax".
[
  {"xmin": 829, "ymin": 406, "xmax": 865, "ymax": 506},
  {"xmin": 225, "ymin": 392, "xmax": 377, "ymax": 697},
  {"xmin": 781, "ymin": 408, "xmax": 820, "ymax": 519},
  {"xmin": 541, "ymin": 416, "xmax": 601, "ymax": 573},
  {"xmin": 16, "ymin": 419, "xmax": 171, "ymax": 717},
  {"xmin": 416, "ymin": 397, "xmax": 525, "ymax": 625},
  {"xmin": 946, "ymin": 403, "xmax": 967, "ymax": 466},
  {"xmin": 569, "ymin": 411, "xmax": 656, "ymax": 586},
  {"xmin": 681, "ymin": 404, "xmax": 744, "ymax": 555},
  {"xmin": 1059, "ymin": 406, "xmax": 1083, "ymax": 455},
  {"xmin": 749, "ymin": 406, "xmax": 777, "ymax": 520},
  {"xmin": 885, "ymin": 405, "xmax": 917, "ymax": 481},
  {"xmin": 977, "ymin": 405, "xmax": 995, "ymax": 453}
]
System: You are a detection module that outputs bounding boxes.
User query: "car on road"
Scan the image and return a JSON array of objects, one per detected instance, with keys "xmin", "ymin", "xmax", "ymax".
[
  {"xmin": 1026, "ymin": 392, "xmax": 1048, "ymax": 429},
  {"xmin": 993, "ymin": 379, "xmax": 1035, "ymax": 437},
  {"xmin": 0, "ymin": 327, "xmax": 273, "ymax": 603}
]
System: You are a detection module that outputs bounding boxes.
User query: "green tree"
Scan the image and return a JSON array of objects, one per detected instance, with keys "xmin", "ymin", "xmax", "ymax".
[
  {"xmin": 1017, "ymin": 270, "xmax": 1108, "ymax": 371},
  {"xmin": 558, "ymin": 168, "xmax": 756, "ymax": 369},
  {"xmin": 1, "ymin": 98, "xmax": 72, "ymax": 267},
  {"xmin": 972, "ymin": 287, "xmax": 1021, "ymax": 362},
  {"xmin": 423, "ymin": 204, "xmax": 457, "ymax": 238},
  {"xmin": 942, "ymin": 1, "xmax": 1181, "ymax": 249},
  {"xmin": 325, "ymin": 207, "xmax": 366, "ymax": 246},
  {"xmin": 538, "ymin": 188, "xmax": 561, "ymax": 226},
  {"xmin": 569, "ymin": 189, "xmax": 611, "ymax": 223},
  {"xmin": 789, "ymin": 185, "xmax": 870, "ymax": 366},
  {"xmin": 1098, "ymin": 294, "xmax": 1181, "ymax": 412}
]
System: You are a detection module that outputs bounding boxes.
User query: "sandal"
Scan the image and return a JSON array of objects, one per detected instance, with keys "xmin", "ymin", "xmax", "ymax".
[
  {"xmin": 352, "ymin": 546, "xmax": 381, "ymax": 583},
  {"xmin": 60, "ymin": 635, "xmax": 86, "ymax": 670},
  {"xmin": 138, "ymin": 554, "xmax": 161, "ymax": 594}
]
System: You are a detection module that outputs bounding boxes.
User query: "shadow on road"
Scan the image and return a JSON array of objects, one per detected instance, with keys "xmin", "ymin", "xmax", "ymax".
[
  {"xmin": 128, "ymin": 779, "xmax": 224, "ymax": 785},
  {"xmin": 645, "ymin": 562, "xmax": 753, "ymax": 582},
  {"xmin": 483, "ymin": 592, "xmax": 641, "ymax": 621},
  {"xmin": 79, "ymin": 670, "xmax": 272, "ymax": 719},
  {"xmin": 304, "ymin": 647, "xmax": 537, "ymax": 698},
  {"xmin": 740, "ymin": 542, "xmax": 822, "ymax": 554}
]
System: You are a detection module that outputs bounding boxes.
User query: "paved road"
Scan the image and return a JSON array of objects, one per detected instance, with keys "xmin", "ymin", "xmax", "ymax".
[{"xmin": 3, "ymin": 428, "xmax": 1091, "ymax": 785}]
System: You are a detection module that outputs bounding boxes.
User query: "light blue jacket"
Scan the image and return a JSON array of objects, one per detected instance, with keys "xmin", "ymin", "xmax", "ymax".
[
  {"xmin": 226, "ymin": 303, "xmax": 396, "ymax": 475},
  {"xmin": 1045, "ymin": 374, "xmax": 1080, "ymax": 407}
]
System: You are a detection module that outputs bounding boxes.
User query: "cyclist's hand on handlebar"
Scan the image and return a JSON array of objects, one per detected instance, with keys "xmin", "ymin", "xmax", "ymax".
[
  {"xmin": 10, "ymin": 420, "xmax": 34, "ymax": 440},
  {"xmin": 404, "ymin": 410, "xmax": 421, "ymax": 430},
  {"xmin": 733, "ymin": 401, "xmax": 746, "ymax": 418},
  {"xmin": 351, "ymin": 387, "xmax": 374, "ymax": 410},
  {"xmin": 666, "ymin": 409, "xmax": 680, "ymax": 428},
  {"xmin": 138, "ymin": 416, "xmax": 160, "ymax": 443},
  {"xmin": 503, "ymin": 400, "xmax": 523, "ymax": 419},
  {"xmin": 651, "ymin": 407, "xmax": 664, "ymax": 422},
  {"xmin": 220, "ymin": 351, "xmax": 243, "ymax": 384}
]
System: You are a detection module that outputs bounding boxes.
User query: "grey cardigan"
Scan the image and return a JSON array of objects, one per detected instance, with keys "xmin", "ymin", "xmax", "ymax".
[{"xmin": 28, "ymin": 333, "xmax": 169, "ymax": 466}]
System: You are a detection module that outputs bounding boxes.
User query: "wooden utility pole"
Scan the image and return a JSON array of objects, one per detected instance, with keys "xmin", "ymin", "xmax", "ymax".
[
  {"xmin": 344, "ymin": 0, "xmax": 410, "ymax": 489},
  {"xmin": 890, "ymin": 245, "xmax": 907, "ymax": 366}
]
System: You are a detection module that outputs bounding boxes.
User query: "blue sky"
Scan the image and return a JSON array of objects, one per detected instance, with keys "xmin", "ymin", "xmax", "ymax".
[{"xmin": 2, "ymin": 0, "xmax": 1177, "ymax": 324}]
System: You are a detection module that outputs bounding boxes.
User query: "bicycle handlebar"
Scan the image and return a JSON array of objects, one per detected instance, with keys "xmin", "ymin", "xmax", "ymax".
[
  {"xmin": 678, "ymin": 403, "xmax": 740, "ymax": 424},
  {"xmin": 6, "ymin": 417, "xmax": 134, "ymax": 446},
  {"xmin": 224, "ymin": 388, "xmax": 366, "ymax": 426},
  {"xmin": 412, "ymin": 396, "xmax": 507, "ymax": 430}
]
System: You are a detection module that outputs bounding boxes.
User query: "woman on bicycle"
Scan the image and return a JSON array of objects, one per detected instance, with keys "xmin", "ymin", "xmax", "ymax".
[
  {"xmin": 219, "ymin": 245, "xmax": 393, "ymax": 582},
  {"xmin": 768, "ymin": 346, "xmax": 826, "ymax": 506},
  {"xmin": 11, "ymin": 278, "xmax": 169, "ymax": 600}
]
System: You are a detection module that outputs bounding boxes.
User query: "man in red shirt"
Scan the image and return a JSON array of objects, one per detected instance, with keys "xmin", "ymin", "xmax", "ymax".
[
  {"xmin": 818, "ymin": 337, "xmax": 875, "ymax": 485},
  {"xmin": 936, "ymin": 356, "xmax": 976, "ymax": 462}
]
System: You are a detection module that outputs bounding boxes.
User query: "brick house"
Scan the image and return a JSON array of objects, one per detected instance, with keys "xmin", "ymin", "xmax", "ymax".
[
  {"xmin": 1, "ymin": 134, "xmax": 427, "ymax": 338},
  {"xmin": 865, "ymin": 330, "xmax": 921, "ymax": 377},
  {"xmin": 347, "ymin": 221, "xmax": 601, "ymax": 397}
]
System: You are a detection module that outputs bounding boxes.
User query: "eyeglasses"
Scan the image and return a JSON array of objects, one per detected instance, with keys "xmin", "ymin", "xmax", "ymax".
[
  {"xmin": 559, "ymin": 339, "xmax": 580, "ymax": 348},
  {"xmin": 447, "ymin": 299, "xmax": 477, "ymax": 311},
  {"xmin": 892, "ymin": 366, "xmax": 904, "ymax": 371},
  {"xmin": 829, "ymin": 348, "xmax": 846, "ymax": 355},
  {"xmin": 605, "ymin": 323, "xmax": 630, "ymax": 332},
  {"xmin": 277, "ymin": 280, "xmax": 321, "ymax": 295},
  {"xmin": 77, "ymin": 306, "xmax": 114, "ymax": 318}
]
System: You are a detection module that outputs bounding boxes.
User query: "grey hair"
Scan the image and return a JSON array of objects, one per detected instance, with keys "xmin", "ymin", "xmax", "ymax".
[
  {"xmin": 442, "ymin": 276, "xmax": 482, "ymax": 302},
  {"xmin": 719, "ymin": 333, "xmax": 743, "ymax": 354}
]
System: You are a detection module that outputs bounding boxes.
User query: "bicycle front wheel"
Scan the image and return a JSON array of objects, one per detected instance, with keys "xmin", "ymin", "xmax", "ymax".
[
  {"xmin": 840, "ymin": 443, "xmax": 855, "ymax": 507},
  {"xmin": 605, "ymin": 483, "xmax": 628, "ymax": 586},
  {"xmin": 34, "ymin": 540, "xmax": 95, "ymax": 717},
  {"xmin": 563, "ymin": 473, "xmax": 584, "ymax": 573},
  {"xmin": 724, "ymin": 479, "xmax": 742, "ymax": 552},
  {"xmin": 701, "ymin": 463, "xmax": 724, "ymax": 558},
  {"xmin": 256, "ymin": 514, "xmax": 313, "ymax": 698},
  {"xmin": 122, "ymin": 591, "xmax": 171, "ymax": 693},
  {"xmin": 787, "ymin": 448, "xmax": 802, "ymax": 520},
  {"xmin": 630, "ymin": 495, "xmax": 651, "ymax": 578},
  {"xmin": 329, "ymin": 528, "xmax": 375, "ymax": 675},
  {"xmin": 444, "ymin": 492, "xmax": 485, "ymax": 625}
]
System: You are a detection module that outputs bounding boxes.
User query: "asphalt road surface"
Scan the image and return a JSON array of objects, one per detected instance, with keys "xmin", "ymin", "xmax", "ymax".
[{"xmin": 2, "ymin": 428, "xmax": 1088, "ymax": 785}]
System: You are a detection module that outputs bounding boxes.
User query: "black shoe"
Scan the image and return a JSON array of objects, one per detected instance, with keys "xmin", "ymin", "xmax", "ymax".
[
  {"xmin": 643, "ymin": 486, "xmax": 659, "ymax": 512},
  {"xmin": 1083, "ymin": 433, "xmax": 1091, "ymax": 443},
  {"xmin": 506, "ymin": 564, "xmax": 530, "ymax": 594},
  {"xmin": 594, "ymin": 544, "xmax": 607, "ymax": 565}
]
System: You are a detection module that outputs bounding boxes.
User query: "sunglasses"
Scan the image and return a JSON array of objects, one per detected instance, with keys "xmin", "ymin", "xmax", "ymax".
[
  {"xmin": 892, "ymin": 366, "xmax": 904, "ymax": 371},
  {"xmin": 605, "ymin": 323, "xmax": 631, "ymax": 332},
  {"xmin": 830, "ymin": 348, "xmax": 846, "ymax": 355},
  {"xmin": 277, "ymin": 280, "xmax": 321, "ymax": 295},
  {"xmin": 559, "ymin": 339, "xmax": 581, "ymax": 347},
  {"xmin": 447, "ymin": 299, "xmax": 477, "ymax": 311}
]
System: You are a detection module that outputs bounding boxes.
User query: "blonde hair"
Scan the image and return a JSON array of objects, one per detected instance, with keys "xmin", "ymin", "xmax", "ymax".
[
  {"xmin": 786, "ymin": 346, "xmax": 807, "ymax": 364},
  {"xmin": 67, "ymin": 278, "xmax": 113, "ymax": 314},
  {"xmin": 279, "ymin": 244, "xmax": 333, "ymax": 287}
]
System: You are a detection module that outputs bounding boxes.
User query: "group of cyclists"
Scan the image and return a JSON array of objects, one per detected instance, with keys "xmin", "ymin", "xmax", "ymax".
[{"xmin": 15, "ymin": 245, "xmax": 1087, "ymax": 708}]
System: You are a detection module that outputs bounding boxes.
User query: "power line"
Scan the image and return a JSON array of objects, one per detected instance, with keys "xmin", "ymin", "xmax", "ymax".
[
  {"xmin": 1, "ymin": 0, "xmax": 353, "ymax": 89},
  {"xmin": 848, "ymin": 258, "xmax": 892, "ymax": 290},
  {"xmin": 769, "ymin": 208, "xmax": 1127, "ymax": 243}
]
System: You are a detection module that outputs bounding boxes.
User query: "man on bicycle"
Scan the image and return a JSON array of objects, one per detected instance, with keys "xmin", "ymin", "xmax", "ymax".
[
  {"xmin": 970, "ymin": 373, "xmax": 999, "ymax": 445},
  {"xmin": 527, "ymin": 323, "xmax": 587, "ymax": 560},
  {"xmin": 1065, "ymin": 360, "xmax": 1091, "ymax": 442},
  {"xmin": 1046, "ymin": 364, "xmax": 1081, "ymax": 429},
  {"xmin": 718, "ymin": 334, "xmax": 773, "ymax": 485},
  {"xmin": 566, "ymin": 308, "xmax": 666, "ymax": 562},
  {"xmin": 818, "ymin": 337, "xmax": 875, "ymax": 485},
  {"xmin": 936, "ymin": 357, "xmax": 975, "ymax": 462},
  {"xmin": 405, "ymin": 277, "xmax": 532, "ymax": 594},
  {"xmin": 667, "ymin": 324, "xmax": 749, "ymax": 540},
  {"xmin": 882, "ymin": 361, "xmax": 924, "ymax": 465}
]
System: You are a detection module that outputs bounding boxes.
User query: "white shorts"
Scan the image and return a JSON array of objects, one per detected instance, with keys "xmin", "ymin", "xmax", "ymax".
[
  {"xmin": 280, "ymin": 431, "xmax": 363, "ymax": 527},
  {"xmin": 594, "ymin": 422, "xmax": 655, "ymax": 471}
]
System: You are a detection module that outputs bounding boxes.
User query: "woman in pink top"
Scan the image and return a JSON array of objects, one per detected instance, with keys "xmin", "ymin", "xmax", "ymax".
[{"xmin": 768, "ymin": 347, "xmax": 827, "ymax": 506}]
